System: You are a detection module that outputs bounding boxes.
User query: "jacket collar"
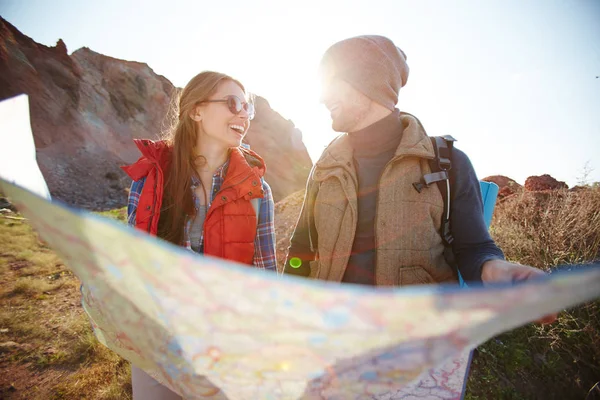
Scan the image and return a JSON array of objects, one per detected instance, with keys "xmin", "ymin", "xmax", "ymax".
[
  {"xmin": 200, "ymin": 147, "xmax": 266, "ymax": 202},
  {"xmin": 121, "ymin": 141, "xmax": 266, "ymax": 197},
  {"xmin": 223, "ymin": 147, "xmax": 265, "ymax": 183},
  {"xmin": 121, "ymin": 139, "xmax": 172, "ymax": 181},
  {"xmin": 134, "ymin": 139, "xmax": 171, "ymax": 162},
  {"xmin": 392, "ymin": 112, "xmax": 436, "ymax": 160},
  {"xmin": 316, "ymin": 112, "xmax": 436, "ymax": 173}
]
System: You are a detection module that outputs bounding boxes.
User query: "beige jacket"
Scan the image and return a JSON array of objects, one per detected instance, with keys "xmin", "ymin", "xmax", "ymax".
[{"xmin": 305, "ymin": 112, "xmax": 457, "ymax": 286}]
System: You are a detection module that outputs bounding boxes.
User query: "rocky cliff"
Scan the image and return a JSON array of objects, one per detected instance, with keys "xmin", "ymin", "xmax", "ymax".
[{"xmin": 0, "ymin": 17, "xmax": 312, "ymax": 210}]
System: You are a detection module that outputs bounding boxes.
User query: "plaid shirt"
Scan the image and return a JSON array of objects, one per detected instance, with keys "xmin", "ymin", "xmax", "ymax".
[{"xmin": 127, "ymin": 160, "xmax": 277, "ymax": 272}]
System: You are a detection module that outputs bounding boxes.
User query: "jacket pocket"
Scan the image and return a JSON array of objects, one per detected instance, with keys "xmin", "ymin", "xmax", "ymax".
[{"xmin": 398, "ymin": 266, "xmax": 436, "ymax": 286}]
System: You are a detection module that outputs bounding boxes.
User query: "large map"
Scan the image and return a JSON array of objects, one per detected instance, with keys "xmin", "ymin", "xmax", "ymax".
[
  {"xmin": 1, "ymin": 95, "xmax": 599, "ymax": 399},
  {"xmin": 2, "ymin": 179, "xmax": 600, "ymax": 399}
]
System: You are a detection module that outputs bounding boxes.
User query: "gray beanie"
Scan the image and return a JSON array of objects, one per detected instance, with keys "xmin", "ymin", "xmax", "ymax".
[{"xmin": 320, "ymin": 35, "xmax": 409, "ymax": 110}]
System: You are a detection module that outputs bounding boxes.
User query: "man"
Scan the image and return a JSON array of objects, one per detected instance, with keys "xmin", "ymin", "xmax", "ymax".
[{"xmin": 283, "ymin": 35, "xmax": 555, "ymax": 307}]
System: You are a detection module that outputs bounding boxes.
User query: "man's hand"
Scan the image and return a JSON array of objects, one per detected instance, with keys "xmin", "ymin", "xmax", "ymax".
[{"xmin": 481, "ymin": 259, "xmax": 557, "ymax": 324}]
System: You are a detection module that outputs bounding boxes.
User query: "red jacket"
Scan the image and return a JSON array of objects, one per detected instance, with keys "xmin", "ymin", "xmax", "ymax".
[{"xmin": 121, "ymin": 139, "xmax": 266, "ymax": 265}]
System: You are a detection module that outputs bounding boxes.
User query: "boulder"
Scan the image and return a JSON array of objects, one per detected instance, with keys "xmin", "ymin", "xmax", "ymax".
[
  {"xmin": 524, "ymin": 174, "xmax": 568, "ymax": 192},
  {"xmin": 482, "ymin": 175, "xmax": 521, "ymax": 198}
]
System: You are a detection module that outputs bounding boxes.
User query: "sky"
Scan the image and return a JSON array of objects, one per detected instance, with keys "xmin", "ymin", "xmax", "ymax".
[{"xmin": 1, "ymin": 0, "xmax": 599, "ymax": 186}]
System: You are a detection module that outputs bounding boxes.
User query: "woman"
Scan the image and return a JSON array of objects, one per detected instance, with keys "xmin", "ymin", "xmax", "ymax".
[{"xmin": 121, "ymin": 71, "xmax": 277, "ymax": 399}]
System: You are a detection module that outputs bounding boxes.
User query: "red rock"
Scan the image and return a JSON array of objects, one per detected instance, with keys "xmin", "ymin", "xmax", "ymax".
[
  {"xmin": 244, "ymin": 97, "xmax": 311, "ymax": 201},
  {"xmin": 497, "ymin": 186, "xmax": 516, "ymax": 199},
  {"xmin": 524, "ymin": 174, "xmax": 568, "ymax": 191},
  {"xmin": 482, "ymin": 175, "xmax": 521, "ymax": 199},
  {"xmin": 482, "ymin": 175, "xmax": 520, "ymax": 189},
  {"xmin": 569, "ymin": 185, "xmax": 590, "ymax": 192}
]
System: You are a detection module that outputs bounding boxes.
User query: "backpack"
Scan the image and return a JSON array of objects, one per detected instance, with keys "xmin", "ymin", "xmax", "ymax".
[{"xmin": 412, "ymin": 135, "xmax": 458, "ymax": 269}]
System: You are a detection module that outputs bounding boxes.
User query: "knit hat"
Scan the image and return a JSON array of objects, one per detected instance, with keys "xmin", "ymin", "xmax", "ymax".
[{"xmin": 320, "ymin": 35, "xmax": 409, "ymax": 110}]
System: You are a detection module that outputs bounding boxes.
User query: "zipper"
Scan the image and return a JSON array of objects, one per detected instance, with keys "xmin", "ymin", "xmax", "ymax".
[
  {"xmin": 216, "ymin": 171, "xmax": 254, "ymax": 195},
  {"xmin": 374, "ymin": 155, "xmax": 403, "ymax": 285},
  {"xmin": 147, "ymin": 162, "xmax": 159, "ymax": 233},
  {"xmin": 337, "ymin": 162, "xmax": 358, "ymax": 281},
  {"xmin": 203, "ymin": 170, "xmax": 256, "ymax": 240}
]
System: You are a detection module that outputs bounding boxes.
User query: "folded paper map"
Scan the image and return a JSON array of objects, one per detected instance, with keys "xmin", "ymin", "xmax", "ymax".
[{"xmin": 1, "ymin": 95, "xmax": 599, "ymax": 400}]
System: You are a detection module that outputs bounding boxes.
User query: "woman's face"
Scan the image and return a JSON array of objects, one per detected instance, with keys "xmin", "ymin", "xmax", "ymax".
[{"xmin": 194, "ymin": 80, "xmax": 251, "ymax": 149}]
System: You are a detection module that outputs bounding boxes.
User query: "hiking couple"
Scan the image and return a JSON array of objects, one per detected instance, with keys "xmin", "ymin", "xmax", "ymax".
[{"xmin": 120, "ymin": 35, "xmax": 554, "ymax": 398}]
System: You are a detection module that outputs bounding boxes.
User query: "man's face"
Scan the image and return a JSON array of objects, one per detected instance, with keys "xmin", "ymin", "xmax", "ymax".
[{"xmin": 320, "ymin": 75, "xmax": 373, "ymax": 133}]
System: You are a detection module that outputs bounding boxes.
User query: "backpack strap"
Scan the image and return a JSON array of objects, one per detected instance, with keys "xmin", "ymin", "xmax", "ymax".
[
  {"xmin": 431, "ymin": 135, "xmax": 455, "ymax": 247},
  {"xmin": 413, "ymin": 135, "xmax": 457, "ymax": 267}
]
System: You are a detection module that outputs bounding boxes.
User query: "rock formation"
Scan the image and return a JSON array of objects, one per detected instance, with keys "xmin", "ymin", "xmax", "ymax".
[
  {"xmin": 482, "ymin": 175, "xmax": 522, "ymax": 199},
  {"xmin": 524, "ymin": 174, "xmax": 568, "ymax": 192},
  {"xmin": 244, "ymin": 97, "xmax": 312, "ymax": 201},
  {"xmin": 0, "ymin": 17, "xmax": 312, "ymax": 210}
]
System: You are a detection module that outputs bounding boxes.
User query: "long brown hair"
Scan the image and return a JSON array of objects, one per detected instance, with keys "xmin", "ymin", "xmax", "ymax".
[{"xmin": 157, "ymin": 71, "xmax": 245, "ymax": 245}]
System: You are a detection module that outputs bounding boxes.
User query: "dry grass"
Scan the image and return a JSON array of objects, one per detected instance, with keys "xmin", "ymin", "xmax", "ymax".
[
  {"xmin": 466, "ymin": 186, "xmax": 600, "ymax": 399},
  {"xmin": 491, "ymin": 187, "xmax": 600, "ymax": 268},
  {"xmin": 11, "ymin": 277, "xmax": 64, "ymax": 297},
  {"xmin": 0, "ymin": 213, "xmax": 131, "ymax": 399}
]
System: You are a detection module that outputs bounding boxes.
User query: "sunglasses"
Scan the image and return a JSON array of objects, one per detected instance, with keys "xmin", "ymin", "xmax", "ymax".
[{"xmin": 201, "ymin": 95, "xmax": 255, "ymax": 120}]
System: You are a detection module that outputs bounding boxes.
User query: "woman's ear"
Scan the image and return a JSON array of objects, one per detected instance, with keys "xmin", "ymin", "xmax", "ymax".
[{"xmin": 190, "ymin": 106, "xmax": 202, "ymax": 121}]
